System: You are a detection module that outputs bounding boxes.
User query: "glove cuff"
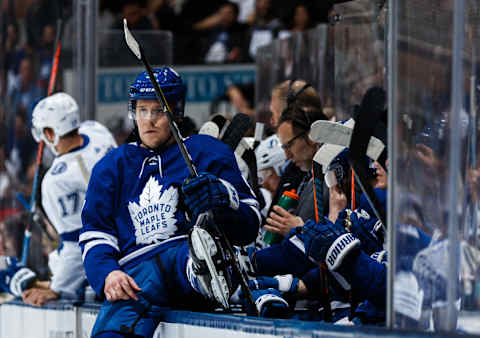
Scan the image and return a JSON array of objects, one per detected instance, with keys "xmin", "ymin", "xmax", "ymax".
[
  {"xmin": 275, "ymin": 274, "xmax": 295, "ymax": 293},
  {"xmin": 10, "ymin": 267, "xmax": 37, "ymax": 297},
  {"xmin": 255, "ymin": 291, "xmax": 289, "ymax": 313},
  {"xmin": 219, "ymin": 179, "xmax": 239, "ymax": 210},
  {"xmin": 326, "ymin": 233, "xmax": 360, "ymax": 270}
]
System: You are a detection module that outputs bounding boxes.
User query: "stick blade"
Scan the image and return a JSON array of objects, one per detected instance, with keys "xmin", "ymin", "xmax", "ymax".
[{"xmin": 123, "ymin": 19, "xmax": 141, "ymax": 60}]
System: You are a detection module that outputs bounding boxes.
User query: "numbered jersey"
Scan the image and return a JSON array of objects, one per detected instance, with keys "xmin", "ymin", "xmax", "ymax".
[{"xmin": 41, "ymin": 121, "xmax": 116, "ymax": 235}]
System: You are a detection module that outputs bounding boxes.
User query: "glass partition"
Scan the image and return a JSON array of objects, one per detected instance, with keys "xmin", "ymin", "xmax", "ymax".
[
  {"xmin": 333, "ymin": 0, "xmax": 386, "ymax": 120},
  {"xmin": 255, "ymin": 25, "xmax": 330, "ymax": 122},
  {"xmin": 98, "ymin": 30, "xmax": 172, "ymax": 68},
  {"xmin": 392, "ymin": 0, "xmax": 454, "ymax": 331},
  {"xmin": 455, "ymin": 0, "xmax": 480, "ymax": 333},
  {"xmin": 94, "ymin": 30, "xmax": 172, "ymax": 126},
  {"xmin": 390, "ymin": 0, "xmax": 480, "ymax": 333}
]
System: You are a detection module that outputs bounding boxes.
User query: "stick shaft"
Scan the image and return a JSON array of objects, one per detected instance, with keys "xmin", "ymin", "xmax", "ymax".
[
  {"xmin": 312, "ymin": 161, "xmax": 332, "ymax": 321},
  {"xmin": 22, "ymin": 13, "xmax": 64, "ymax": 265},
  {"xmin": 134, "ymin": 43, "xmax": 257, "ymax": 315},
  {"xmin": 351, "ymin": 168, "xmax": 355, "ymax": 210},
  {"xmin": 140, "ymin": 53, "xmax": 198, "ymax": 177},
  {"xmin": 47, "ymin": 40, "xmax": 62, "ymax": 95}
]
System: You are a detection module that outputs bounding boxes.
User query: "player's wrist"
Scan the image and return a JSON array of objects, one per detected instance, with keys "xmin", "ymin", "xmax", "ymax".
[
  {"xmin": 31, "ymin": 280, "xmax": 50, "ymax": 289},
  {"xmin": 296, "ymin": 279, "xmax": 308, "ymax": 295},
  {"xmin": 105, "ymin": 269, "xmax": 123, "ymax": 282}
]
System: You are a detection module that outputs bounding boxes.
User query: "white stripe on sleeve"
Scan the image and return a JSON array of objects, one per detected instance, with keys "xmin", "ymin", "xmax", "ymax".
[
  {"xmin": 241, "ymin": 198, "xmax": 259, "ymax": 208},
  {"xmin": 79, "ymin": 231, "xmax": 119, "ymax": 246},
  {"xmin": 82, "ymin": 239, "xmax": 120, "ymax": 262}
]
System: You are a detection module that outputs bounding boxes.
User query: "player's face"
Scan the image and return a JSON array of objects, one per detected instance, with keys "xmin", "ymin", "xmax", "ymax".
[
  {"xmin": 136, "ymin": 99, "xmax": 171, "ymax": 149},
  {"xmin": 269, "ymin": 89, "xmax": 284, "ymax": 128},
  {"xmin": 373, "ymin": 161, "xmax": 387, "ymax": 189},
  {"xmin": 277, "ymin": 121, "xmax": 316, "ymax": 172}
]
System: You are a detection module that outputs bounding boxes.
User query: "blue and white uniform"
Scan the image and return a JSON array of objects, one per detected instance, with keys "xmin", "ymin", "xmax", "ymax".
[
  {"xmin": 41, "ymin": 120, "xmax": 116, "ymax": 298},
  {"xmin": 80, "ymin": 134, "xmax": 260, "ymax": 336}
]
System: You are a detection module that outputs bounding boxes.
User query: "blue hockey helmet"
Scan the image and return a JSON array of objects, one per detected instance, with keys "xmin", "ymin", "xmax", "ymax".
[{"xmin": 128, "ymin": 67, "xmax": 187, "ymax": 118}]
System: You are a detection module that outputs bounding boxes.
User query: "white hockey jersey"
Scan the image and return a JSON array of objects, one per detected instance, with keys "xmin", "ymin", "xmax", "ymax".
[{"xmin": 41, "ymin": 121, "xmax": 116, "ymax": 297}]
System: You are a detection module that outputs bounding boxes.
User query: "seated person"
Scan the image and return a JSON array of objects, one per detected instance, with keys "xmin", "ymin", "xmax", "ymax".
[
  {"xmin": 0, "ymin": 93, "xmax": 117, "ymax": 306},
  {"xmin": 79, "ymin": 67, "xmax": 261, "ymax": 338},
  {"xmin": 255, "ymin": 134, "xmax": 287, "ymax": 217},
  {"xmin": 264, "ymin": 98, "xmax": 328, "ymax": 242},
  {"xmin": 244, "ymin": 143, "xmax": 387, "ymax": 323}
]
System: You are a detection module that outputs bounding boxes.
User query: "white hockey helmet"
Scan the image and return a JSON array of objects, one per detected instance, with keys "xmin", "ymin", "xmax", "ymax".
[
  {"xmin": 255, "ymin": 134, "xmax": 287, "ymax": 176},
  {"xmin": 31, "ymin": 92, "xmax": 80, "ymax": 152}
]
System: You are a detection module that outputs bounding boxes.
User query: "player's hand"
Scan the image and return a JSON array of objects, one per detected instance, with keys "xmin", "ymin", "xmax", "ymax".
[
  {"xmin": 415, "ymin": 144, "xmax": 441, "ymax": 172},
  {"xmin": 104, "ymin": 270, "xmax": 142, "ymax": 302},
  {"xmin": 22, "ymin": 288, "xmax": 59, "ymax": 306},
  {"xmin": 303, "ymin": 218, "xmax": 360, "ymax": 270},
  {"xmin": 328, "ymin": 185, "xmax": 347, "ymax": 223},
  {"xmin": 239, "ymin": 287, "xmax": 290, "ymax": 318},
  {"xmin": 337, "ymin": 209, "xmax": 383, "ymax": 255},
  {"xmin": 0, "ymin": 256, "xmax": 37, "ymax": 297},
  {"xmin": 249, "ymin": 274, "xmax": 299, "ymax": 294},
  {"xmin": 182, "ymin": 172, "xmax": 239, "ymax": 221},
  {"xmin": 264, "ymin": 206, "xmax": 304, "ymax": 236}
]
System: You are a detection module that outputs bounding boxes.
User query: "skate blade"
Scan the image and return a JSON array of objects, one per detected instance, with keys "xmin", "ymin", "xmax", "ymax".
[{"xmin": 191, "ymin": 227, "xmax": 230, "ymax": 309}]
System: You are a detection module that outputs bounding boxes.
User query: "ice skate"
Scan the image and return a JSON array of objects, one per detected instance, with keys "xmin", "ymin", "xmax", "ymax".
[{"xmin": 188, "ymin": 224, "xmax": 233, "ymax": 309}]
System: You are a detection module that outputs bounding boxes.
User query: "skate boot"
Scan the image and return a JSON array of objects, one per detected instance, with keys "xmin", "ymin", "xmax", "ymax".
[{"xmin": 188, "ymin": 224, "xmax": 233, "ymax": 309}]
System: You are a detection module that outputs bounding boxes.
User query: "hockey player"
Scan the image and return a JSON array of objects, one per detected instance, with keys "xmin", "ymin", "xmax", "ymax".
[
  {"xmin": 256, "ymin": 134, "xmax": 287, "ymax": 196},
  {"xmin": 255, "ymin": 134, "xmax": 287, "ymax": 215},
  {"xmin": 0, "ymin": 92, "xmax": 117, "ymax": 306},
  {"xmin": 80, "ymin": 67, "xmax": 261, "ymax": 338}
]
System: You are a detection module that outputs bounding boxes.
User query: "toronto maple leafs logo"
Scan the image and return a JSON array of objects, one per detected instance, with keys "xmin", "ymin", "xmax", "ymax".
[{"xmin": 128, "ymin": 176, "xmax": 178, "ymax": 245}]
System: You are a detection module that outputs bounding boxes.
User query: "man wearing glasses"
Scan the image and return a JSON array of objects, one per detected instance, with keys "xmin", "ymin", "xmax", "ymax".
[{"xmin": 264, "ymin": 85, "xmax": 328, "ymax": 239}]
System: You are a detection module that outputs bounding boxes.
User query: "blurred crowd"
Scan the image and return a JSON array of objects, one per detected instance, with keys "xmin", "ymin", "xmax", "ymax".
[
  {"xmin": 100, "ymin": 0, "xmax": 334, "ymax": 64},
  {"xmin": 0, "ymin": 0, "xmax": 69, "ymax": 279}
]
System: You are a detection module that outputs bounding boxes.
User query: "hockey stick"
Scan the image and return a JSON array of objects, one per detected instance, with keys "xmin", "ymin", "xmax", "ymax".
[
  {"xmin": 311, "ymin": 160, "xmax": 332, "ymax": 322},
  {"xmin": 253, "ymin": 122, "xmax": 264, "ymax": 150},
  {"xmin": 470, "ymin": 74, "xmax": 478, "ymax": 247},
  {"xmin": 123, "ymin": 20, "xmax": 258, "ymax": 316},
  {"xmin": 348, "ymin": 87, "xmax": 387, "ymax": 228},
  {"xmin": 221, "ymin": 113, "xmax": 253, "ymax": 151},
  {"xmin": 16, "ymin": 193, "xmax": 56, "ymax": 242},
  {"xmin": 21, "ymin": 7, "xmax": 64, "ymax": 266}
]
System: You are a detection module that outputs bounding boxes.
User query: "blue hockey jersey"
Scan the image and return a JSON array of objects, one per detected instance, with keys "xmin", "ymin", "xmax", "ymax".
[{"xmin": 79, "ymin": 134, "xmax": 261, "ymax": 296}]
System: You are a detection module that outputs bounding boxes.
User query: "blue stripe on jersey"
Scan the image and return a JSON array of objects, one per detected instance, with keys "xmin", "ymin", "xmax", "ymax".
[{"xmin": 60, "ymin": 229, "xmax": 81, "ymax": 242}]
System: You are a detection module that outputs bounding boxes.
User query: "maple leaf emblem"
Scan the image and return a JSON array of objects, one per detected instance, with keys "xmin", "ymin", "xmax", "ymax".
[{"xmin": 128, "ymin": 176, "xmax": 178, "ymax": 245}]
